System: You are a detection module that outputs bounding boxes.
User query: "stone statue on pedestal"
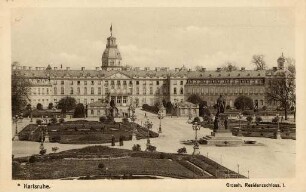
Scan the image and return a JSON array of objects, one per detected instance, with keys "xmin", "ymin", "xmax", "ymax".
[{"xmin": 214, "ymin": 95, "xmax": 227, "ymax": 132}]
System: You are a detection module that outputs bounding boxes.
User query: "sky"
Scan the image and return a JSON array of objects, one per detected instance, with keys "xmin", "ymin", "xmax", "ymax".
[{"xmin": 11, "ymin": 7, "xmax": 295, "ymax": 70}]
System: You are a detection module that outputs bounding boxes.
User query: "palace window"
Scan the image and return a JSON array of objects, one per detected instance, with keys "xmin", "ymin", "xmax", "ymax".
[
  {"xmin": 91, "ymin": 110, "xmax": 94, "ymax": 115},
  {"xmin": 98, "ymin": 87, "xmax": 101, "ymax": 94},
  {"xmin": 174, "ymin": 87, "xmax": 177, "ymax": 95},
  {"xmin": 136, "ymin": 81, "xmax": 139, "ymax": 85},
  {"xmin": 123, "ymin": 96, "xmax": 127, "ymax": 104},
  {"xmin": 84, "ymin": 87, "xmax": 87, "ymax": 95},
  {"xmin": 70, "ymin": 81, "xmax": 73, "ymax": 85},
  {"xmin": 84, "ymin": 99, "xmax": 87, "ymax": 104},
  {"xmin": 91, "ymin": 99, "xmax": 94, "ymax": 103},
  {"xmin": 91, "ymin": 87, "xmax": 94, "ymax": 95},
  {"xmin": 98, "ymin": 81, "xmax": 101, "ymax": 85},
  {"xmin": 91, "ymin": 81, "xmax": 94, "ymax": 85},
  {"xmin": 84, "ymin": 81, "xmax": 87, "ymax": 85},
  {"xmin": 156, "ymin": 81, "xmax": 159, "ymax": 85},
  {"xmin": 143, "ymin": 88, "xmax": 146, "ymax": 95},
  {"xmin": 61, "ymin": 81, "xmax": 64, "ymax": 85},
  {"xmin": 136, "ymin": 87, "xmax": 140, "ymax": 95},
  {"xmin": 111, "ymin": 80, "xmax": 114, "ymax": 85},
  {"xmin": 117, "ymin": 80, "xmax": 121, "ymax": 85},
  {"xmin": 70, "ymin": 87, "xmax": 73, "ymax": 95},
  {"xmin": 54, "ymin": 87, "xmax": 57, "ymax": 95},
  {"xmin": 38, "ymin": 88, "xmax": 40, "ymax": 95},
  {"xmin": 123, "ymin": 81, "xmax": 127, "ymax": 85},
  {"xmin": 180, "ymin": 88, "xmax": 184, "ymax": 94},
  {"xmin": 180, "ymin": 81, "xmax": 183, "ymax": 85},
  {"xmin": 117, "ymin": 96, "xmax": 121, "ymax": 104},
  {"xmin": 77, "ymin": 81, "xmax": 80, "ymax": 85},
  {"xmin": 61, "ymin": 87, "xmax": 64, "ymax": 95},
  {"xmin": 150, "ymin": 87, "xmax": 153, "ymax": 94},
  {"xmin": 77, "ymin": 87, "xmax": 80, "ymax": 95}
]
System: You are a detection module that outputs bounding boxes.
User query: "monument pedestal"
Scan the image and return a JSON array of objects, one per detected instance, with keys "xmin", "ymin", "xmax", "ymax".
[
  {"xmin": 12, "ymin": 135, "xmax": 19, "ymax": 141},
  {"xmin": 200, "ymin": 113, "xmax": 243, "ymax": 146}
]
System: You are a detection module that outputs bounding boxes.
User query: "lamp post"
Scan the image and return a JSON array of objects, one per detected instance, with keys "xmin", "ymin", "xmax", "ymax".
[
  {"xmin": 188, "ymin": 106, "xmax": 192, "ymax": 121},
  {"xmin": 144, "ymin": 115, "xmax": 153, "ymax": 150},
  {"xmin": 130, "ymin": 106, "xmax": 137, "ymax": 141},
  {"xmin": 158, "ymin": 109, "xmax": 164, "ymax": 134},
  {"xmin": 276, "ymin": 114, "xmax": 281, "ymax": 139},
  {"xmin": 192, "ymin": 122, "xmax": 201, "ymax": 155},
  {"xmin": 13, "ymin": 115, "xmax": 21, "ymax": 141}
]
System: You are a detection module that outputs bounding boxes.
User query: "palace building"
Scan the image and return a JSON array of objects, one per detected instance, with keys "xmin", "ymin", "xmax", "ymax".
[{"xmin": 12, "ymin": 27, "xmax": 290, "ymax": 114}]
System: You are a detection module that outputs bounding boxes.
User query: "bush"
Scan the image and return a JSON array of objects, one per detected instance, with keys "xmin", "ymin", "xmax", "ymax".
[
  {"xmin": 39, "ymin": 149, "xmax": 46, "ymax": 155},
  {"xmin": 36, "ymin": 119, "xmax": 42, "ymax": 125},
  {"xmin": 262, "ymin": 106, "xmax": 267, "ymax": 111},
  {"xmin": 226, "ymin": 105, "xmax": 231, "ymax": 110},
  {"xmin": 132, "ymin": 144, "xmax": 141, "ymax": 151},
  {"xmin": 52, "ymin": 147, "xmax": 59, "ymax": 153},
  {"xmin": 290, "ymin": 106, "xmax": 295, "ymax": 111},
  {"xmin": 122, "ymin": 117, "xmax": 129, "ymax": 124},
  {"xmin": 57, "ymin": 97, "xmax": 77, "ymax": 114},
  {"xmin": 246, "ymin": 116, "xmax": 253, "ymax": 125},
  {"xmin": 192, "ymin": 117, "xmax": 201, "ymax": 123},
  {"xmin": 177, "ymin": 147, "xmax": 187, "ymax": 154},
  {"xmin": 255, "ymin": 116, "xmax": 263, "ymax": 125},
  {"xmin": 272, "ymin": 116, "xmax": 279, "ymax": 124},
  {"xmin": 28, "ymin": 155, "xmax": 37, "ymax": 163},
  {"xmin": 73, "ymin": 103, "xmax": 85, "ymax": 118},
  {"xmin": 50, "ymin": 117, "xmax": 57, "ymax": 124},
  {"xmin": 48, "ymin": 103, "xmax": 54, "ymax": 110},
  {"xmin": 98, "ymin": 163, "xmax": 105, "ymax": 169},
  {"xmin": 99, "ymin": 116, "xmax": 107, "ymax": 123},
  {"xmin": 142, "ymin": 104, "xmax": 159, "ymax": 114},
  {"xmin": 36, "ymin": 103, "xmax": 43, "ymax": 110},
  {"xmin": 59, "ymin": 118, "xmax": 65, "ymax": 124},
  {"xmin": 147, "ymin": 145, "xmax": 157, "ymax": 152},
  {"xmin": 234, "ymin": 95, "xmax": 254, "ymax": 110}
]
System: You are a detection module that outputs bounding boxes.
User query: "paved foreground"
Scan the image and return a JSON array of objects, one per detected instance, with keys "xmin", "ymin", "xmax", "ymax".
[{"xmin": 13, "ymin": 109, "xmax": 295, "ymax": 178}]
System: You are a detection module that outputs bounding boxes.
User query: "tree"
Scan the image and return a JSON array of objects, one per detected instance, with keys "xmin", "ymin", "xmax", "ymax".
[
  {"xmin": 57, "ymin": 96, "xmax": 77, "ymax": 114},
  {"xmin": 266, "ymin": 71, "xmax": 295, "ymax": 120},
  {"xmin": 251, "ymin": 55, "xmax": 266, "ymax": 70},
  {"xmin": 48, "ymin": 103, "xmax": 54, "ymax": 110},
  {"xmin": 99, "ymin": 116, "xmax": 107, "ymax": 123},
  {"xmin": 234, "ymin": 96, "xmax": 254, "ymax": 111},
  {"xmin": 73, "ymin": 103, "xmax": 85, "ymax": 118},
  {"xmin": 36, "ymin": 103, "xmax": 43, "ymax": 110},
  {"xmin": 132, "ymin": 144, "xmax": 141, "ymax": 151},
  {"xmin": 165, "ymin": 101, "xmax": 173, "ymax": 114},
  {"xmin": 177, "ymin": 147, "xmax": 187, "ymax": 154},
  {"xmin": 286, "ymin": 57, "xmax": 295, "ymax": 74},
  {"xmin": 187, "ymin": 94, "xmax": 203, "ymax": 104},
  {"xmin": 255, "ymin": 116, "xmax": 263, "ymax": 125},
  {"xmin": 222, "ymin": 62, "xmax": 238, "ymax": 71},
  {"xmin": 11, "ymin": 68, "xmax": 31, "ymax": 116},
  {"xmin": 246, "ymin": 116, "xmax": 253, "ymax": 125}
]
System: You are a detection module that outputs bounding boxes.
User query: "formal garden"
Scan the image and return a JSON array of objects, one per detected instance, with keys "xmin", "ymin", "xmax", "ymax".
[
  {"xmin": 12, "ymin": 145, "xmax": 246, "ymax": 179},
  {"xmin": 18, "ymin": 117, "xmax": 159, "ymax": 144}
]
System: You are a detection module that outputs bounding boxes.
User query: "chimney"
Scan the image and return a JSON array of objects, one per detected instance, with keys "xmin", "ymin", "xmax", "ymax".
[
  {"xmin": 29, "ymin": 67, "xmax": 32, "ymax": 70},
  {"xmin": 36, "ymin": 67, "xmax": 39, "ymax": 70},
  {"xmin": 273, "ymin": 67, "xmax": 277, "ymax": 71},
  {"xmin": 66, "ymin": 67, "xmax": 70, "ymax": 70},
  {"xmin": 144, "ymin": 67, "xmax": 150, "ymax": 71},
  {"xmin": 81, "ymin": 67, "xmax": 85, "ymax": 71},
  {"xmin": 155, "ymin": 67, "xmax": 160, "ymax": 71},
  {"xmin": 216, "ymin": 68, "xmax": 221, "ymax": 72},
  {"xmin": 175, "ymin": 68, "xmax": 179, "ymax": 72},
  {"xmin": 96, "ymin": 67, "xmax": 100, "ymax": 71},
  {"xmin": 134, "ymin": 67, "xmax": 140, "ymax": 71},
  {"xmin": 201, "ymin": 68, "xmax": 206, "ymax": 72},
  {"xmin": 54, "ymin": 67, "xmax": 57, "ymax": 70},
  {"xmin": 23, "ymin": 66, "xmax": 27, "ymax": 70},
  {"xmin": 241, "ymin": 67, "xmax": 245, "ymax": 71}
]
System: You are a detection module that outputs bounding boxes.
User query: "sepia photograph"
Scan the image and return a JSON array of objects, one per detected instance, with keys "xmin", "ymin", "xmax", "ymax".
[{"xmin": 1, "ymin": 0, "xmax": 306, "ymax": 192}]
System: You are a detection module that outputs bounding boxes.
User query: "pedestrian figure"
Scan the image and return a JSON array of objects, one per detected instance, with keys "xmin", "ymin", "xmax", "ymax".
[{"xmin": 111, "ymin": 135, "xmax": 115, "ymax": 146}]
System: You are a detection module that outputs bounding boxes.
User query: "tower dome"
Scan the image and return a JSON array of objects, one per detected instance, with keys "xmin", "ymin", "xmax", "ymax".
[
  {"xmin": 101, "ymin": 25, "xmax": 122, "ymax": 70},
  {"xmin": 277, "ymin": 53, "xmax": 285, "ymax": 70}
]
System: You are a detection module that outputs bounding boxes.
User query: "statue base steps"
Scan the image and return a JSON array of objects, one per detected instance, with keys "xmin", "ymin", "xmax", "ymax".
[{"xmin": 200, "ymin": 131, "xmax": 243, "ymax": 146}]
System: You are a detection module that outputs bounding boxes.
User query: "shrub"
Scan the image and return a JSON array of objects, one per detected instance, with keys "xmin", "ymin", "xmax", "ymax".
[
  {"xmin": 52, "ymin": 147, "xmax": 59, "ymax": 153},
  {"xmin": 28, "ymin": 155, "xmax": 37, "ymax": 163},
  {"xmin": 147, "ymin": 145, "xmax": 157, "ymax": 152},
  {"xmin": 73, "ymin": 103, "xmax": 85, "ymax": 118},
  {"xmin": 226, "ymin": 105, "xmax": 231, "ymax": 110},
  {"xmin": 246, "ymin": 116, "xmax": 253, "ymax": 125},
  {"xmin": 234, "ymin": 95, "xmax": 254, "ymax": 110},
  {"xmin": 177, "ymin": 147, "xmax": 187, "ymax": 154},
  {"xmin": 59, "ymin": 118, "xmax": 65, "ymax": 124},
  {"xmin": 213, "ymin": 104, "xmax": 218, "ymax": 109},
  {"xmin": 132, "ymin": 144, "xmax": 141, "ymax": 151},
  {"xmin": 192, "ymin": 117, "xmax": 201, "ymax": 123},
  {"xmin": 106, "ymin": 115, "xmax": 114, "ymax": 123},
  {"xmin": 36, "ymin": 119, "xmax": 42, "ymax": 125},
  {"xmin": 36, "ymin": 103, "xmax": 43, "ymax": 110},
  {"xmin": 99, "ymin": 116, "xmax": 107, "ymax": 123},
  {"xmin": 262, "ymin": 106, "xmax": 267, "ymax": 111},
  {"xmin": 159, "ymin": 153, "xmax": 166, "ymax": 159},
  {"xmin": 290, "ymin": 106, "xmax": 295, "ymax": 111},
  {"xmin": 122, "ymin": 117, "xmax": 129, "ymax": 124},
  {"xmin": 39, "ymin": 149, "xmax": 47, "ymax": 155},
  {"xmin": 255, "ymin": 116, "xmax": 263, "ymax": 125},
  {"xmin": 272, "ymin": 116, "xmax": 279, "ymax": 124},
  {"xmin": 48, "ymin": 102, "xmax": 54, "ymax": 110},
  {"xmin": 50, "ymin": 117, "xmax": 57, "ymax": 124},
  {"xmin": 98, "ymin": 163, "xmax": 105, "ymax": 169},
  {"xmin": 142, "ymin": 104, "xmax": 159, "ymax": 114}
]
